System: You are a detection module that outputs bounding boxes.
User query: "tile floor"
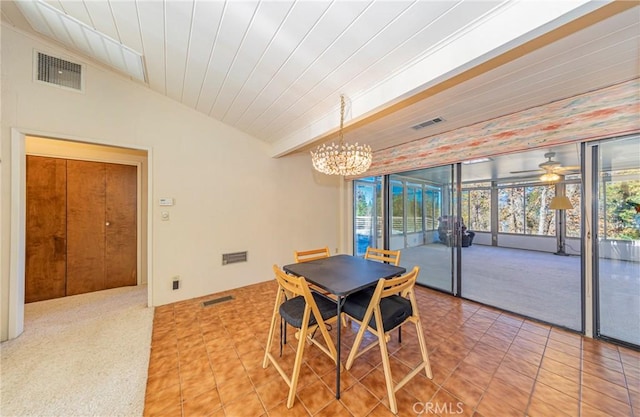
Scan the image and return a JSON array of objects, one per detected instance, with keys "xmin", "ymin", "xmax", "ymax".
[{"xmin": 144, "ymin": 280, "xmax": 639, "ymax": 417}]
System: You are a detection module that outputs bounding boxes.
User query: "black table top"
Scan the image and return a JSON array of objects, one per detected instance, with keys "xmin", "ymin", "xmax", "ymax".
[{"xmin": 283, "ymin": 254, "xmax": 406, "ymax": 297}]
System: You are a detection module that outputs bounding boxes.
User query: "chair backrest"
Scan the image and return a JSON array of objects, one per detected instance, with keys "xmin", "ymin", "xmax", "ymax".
[
  {"xmin": 358, "ymin": 266, "xmax": 420, "ymax": 334},
  {"xmin": 364, "ymin": 247, "xmax": 401, "ymax": 266},
  {"xmin": 294, "ymin": 247, "xmax": 330, "ymax": 263},
  {"xmin": 273, "ymin": 265, "xmax": 308, "ymax": 297},
  {"xmin": 376, "ymin": 265, "xmax": 419, "ymax": 300},
  {"xmin": 438, "ymin": 215, "xmax": 465, "ymax": 231},
  {"xmin": 272, "ymin": 265, "xmax": 324, "ymax": 322}
]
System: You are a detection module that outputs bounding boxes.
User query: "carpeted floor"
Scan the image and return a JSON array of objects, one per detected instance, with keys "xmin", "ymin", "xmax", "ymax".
[
  {"xmin": 401, "ymin": 244, "xmax": 640, "ymax": 345},
  {"xmin": 0, "ymin": 285, "xmax": 153, "ymax": 417}
]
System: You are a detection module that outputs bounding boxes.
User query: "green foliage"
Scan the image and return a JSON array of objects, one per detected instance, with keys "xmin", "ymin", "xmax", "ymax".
[
  {"xmin": 605, "ymin": 179, "xmax": 640, "ymax": 240},
  {"xmin": 355, "ymin": 189, "xmax": 370, "ymax": 216}
]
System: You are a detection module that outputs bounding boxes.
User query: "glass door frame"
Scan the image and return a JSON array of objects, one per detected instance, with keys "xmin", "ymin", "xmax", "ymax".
[
  {"xmin": 454, "ymin": 163, "xmax": 462, "ymax": 296},
  {"xmin": 588, "ymin": 136, "xmax": 640, "ymax": 349}
]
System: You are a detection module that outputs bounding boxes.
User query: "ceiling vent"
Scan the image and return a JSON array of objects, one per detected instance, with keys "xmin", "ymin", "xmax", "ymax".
[
  {"xmin": 411, "ymin": 117, "xmax": 444, "ymax": 130},
  {"xmin": 35, "ymin": 52, "xmax": 83, "ymax": 91}
]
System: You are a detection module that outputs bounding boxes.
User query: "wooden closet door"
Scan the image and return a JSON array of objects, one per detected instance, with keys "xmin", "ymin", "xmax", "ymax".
[
  {"xmin": 105, "ymin": 163, "xmax": 137, "ymax": 288},
  {"xmin": 66, "ymin": 160, "xmax": 107, "ymax": 295},
  {"xmin": 25, "ymin": 156, "xmax": 67, "ymax": 302}
]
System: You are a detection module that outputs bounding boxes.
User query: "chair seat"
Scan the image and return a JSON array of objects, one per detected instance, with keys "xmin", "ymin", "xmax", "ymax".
[
  {"xmin": 280, "ymin": 292, "xmax": 337, "ymax": 328},
  {"xmin": 343, "ymin": 289, "xmax": 412, "ymax": 332}
]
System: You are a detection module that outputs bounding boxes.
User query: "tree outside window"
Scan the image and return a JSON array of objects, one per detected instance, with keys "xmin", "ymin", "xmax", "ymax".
[
  {"xmin": 499, "ymin": 187, "xmax": 525, "ymax": 233},
  {"xmin": 601, "ymin": 172, "xmax": 640, "ymax": 240}
]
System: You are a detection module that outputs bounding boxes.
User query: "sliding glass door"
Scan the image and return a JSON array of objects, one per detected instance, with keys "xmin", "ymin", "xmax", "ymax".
[
  {"xmin": 459, "ymin": 173, "xmax": 583, "ymax": 330},
  {"xmin": 353, "ymin": 177, "xmax": 382, "ymax": 257},
  {"xmin": 351, "ymin": 139, "xmax": 637, "ymax": 343},
  {"xmin": 593, "ymin": 135, "xmax": 640, "ymax": 347},
  {"xmin": 389, "ymin": 166, "xmax": 457, "ymax": 293}
]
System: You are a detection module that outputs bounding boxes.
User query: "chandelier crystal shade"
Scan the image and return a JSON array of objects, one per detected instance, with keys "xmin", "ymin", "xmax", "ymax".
[{"xmin": 311, "ymin": 95, "xmax": 372, "ymax": 176}]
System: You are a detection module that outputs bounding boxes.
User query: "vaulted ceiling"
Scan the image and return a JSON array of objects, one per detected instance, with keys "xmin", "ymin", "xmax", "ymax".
[{"xmin": 2, "ymin": 0, "xmax": 638, "ymax": 172}]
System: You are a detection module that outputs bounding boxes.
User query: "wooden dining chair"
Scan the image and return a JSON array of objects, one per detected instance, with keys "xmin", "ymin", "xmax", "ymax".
[
  {"xmin": 364, "ymin": 246, "xmax": 401, "ymax": 266},
  {"xmin": 294, "ymin": 246, "xmax": 350, "ymax": 327},
  {"xmin": 294, "ymin": 246, "xmax": 330, "ymax": 263},
  {"xmin": 263, "ymin": 265, "xmax": 339, "ymax": 409},
  {"xmin": 343, "ymin": 266, "xmax": 432, "ymax": 414}
]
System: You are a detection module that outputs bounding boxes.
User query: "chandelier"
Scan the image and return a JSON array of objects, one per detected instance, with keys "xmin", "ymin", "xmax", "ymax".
[{"xmin": 311, "ymin": 95, "xmax": 372, "ymax": 176}]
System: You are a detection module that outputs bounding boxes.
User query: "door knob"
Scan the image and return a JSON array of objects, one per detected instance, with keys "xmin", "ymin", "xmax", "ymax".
[{"xmin": 106, "ymin": 221, "xmax": 110, "ymax": 226}]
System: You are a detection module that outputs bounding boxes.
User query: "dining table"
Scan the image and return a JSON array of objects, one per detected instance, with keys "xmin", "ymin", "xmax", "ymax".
[{"xmin": 282, "ymin": 254, "xmax": 406, "ymax": 399}]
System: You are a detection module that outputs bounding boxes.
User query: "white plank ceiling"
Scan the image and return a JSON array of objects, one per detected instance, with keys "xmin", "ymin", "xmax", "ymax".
[{"xmin": 2, "ymin": 0, "xmax": 639, "ymax": 174}]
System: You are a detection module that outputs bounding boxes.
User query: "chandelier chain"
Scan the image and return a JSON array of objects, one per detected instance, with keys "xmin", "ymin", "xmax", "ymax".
[{"xmin": 339, "ymin": 94, "xmax": 345, "ymax": 143}]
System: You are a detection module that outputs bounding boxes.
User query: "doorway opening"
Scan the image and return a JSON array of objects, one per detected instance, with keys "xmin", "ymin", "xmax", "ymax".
[{"xmin": 8, "ymin": 130, "xmax": 152, "ymax": 340}]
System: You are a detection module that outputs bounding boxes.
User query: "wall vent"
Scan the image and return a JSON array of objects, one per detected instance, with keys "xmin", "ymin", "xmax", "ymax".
[
  {"xmin": 202, "ymin": 295, "xmax": 234, "ymax": 307},
  {"xmin": 222, "ymin": 251, "xmax": 248, "ymax": 265},
  {"xmin": 35, "ymin": 52, "xmax": 83, "ymax": 91},
  {"xmin": 411, "ymin": 117, "xmax": 444, "ymax": 130}
]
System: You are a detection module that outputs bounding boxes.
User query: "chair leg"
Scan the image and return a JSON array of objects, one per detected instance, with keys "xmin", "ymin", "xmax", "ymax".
[
  {"xmin": 280, "ymin": 318, "xmax": 284, "ymax": 356},
  {"xmin": 313, "ymin": 315, "xmax": 339, "ymax": 367},
  {"xmin": 345, "ymin": 314, "xmax": 372, "ymax": 370},
  {"xmin": 415, "ymin": 319, "xmax": 432, "ymax": 379},
  {"xmin": 345, "ymin": 297, "xmax": 378, "ymax": 370},
  {"xmin": 374, "ymin": 309, "xmax": 398, "ymax": 414},
  {"xmin": 287, "ymin": 316, "xmax": 310, "ymax": 408},
  {"xmin": 263, "ymin": 289, "xmax": 284, "ymax": 368}
]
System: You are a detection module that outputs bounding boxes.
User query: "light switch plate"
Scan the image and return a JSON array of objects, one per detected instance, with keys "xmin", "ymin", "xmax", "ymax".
[{"xmin": 159, "ymin": 198, "xmax": 174, "ymax": 206}]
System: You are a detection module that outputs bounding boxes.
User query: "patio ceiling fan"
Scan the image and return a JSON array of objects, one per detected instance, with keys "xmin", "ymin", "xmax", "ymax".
[{"xmin": 510, "ymin": 152, "xmax": 580, "ymax": 181}]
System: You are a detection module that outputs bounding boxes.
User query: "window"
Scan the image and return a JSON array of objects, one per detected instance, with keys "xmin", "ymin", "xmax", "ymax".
[
  {"xmin": 497, "ymin": 182, "xmax": 580, "ymax": 236},
  {"xmin": 525, "ymin": 185, "xmax": 555, "ymax": 235},
  {"xmin": 389, "ymin": 179, "xmax": 441, "ymax": 235},
  {"xmin": 416, "ymin": 187, "xmax": 423, "ymax": 232},
  {"xmin": 406, "ymin": 183, "xmax": 422, "ymax": 233},
  {"xmin": 390, "ymin": 180, "xmax": 404, "ymax": 235},
  {"xmin": 356, "ymin": 167, "xmax": 588, "ymax": 246},
  {"xmin": 406, "ymin": 186, "xmax": 416, "ymax": 233},
  {"xmin": 424, "ymin": 188, "xmax": 441, "ymax": 230},
  {"xmin": 461, "ymin": 187, "xmax": 491, "ymax": 232},
  {"xmin": 600, "ymin": 170, "xmax": 640, "ymax": 240},
  {"xmin": 354, "ymin": 176, "xmax": 383, "ymax": 256},
  {"xmin": 566, "ymin": 183, "xmax": 582, "ymax": 238},
  {"xmin": 499, "ymin": 187, "xmax": 525, "ymax": 233}
]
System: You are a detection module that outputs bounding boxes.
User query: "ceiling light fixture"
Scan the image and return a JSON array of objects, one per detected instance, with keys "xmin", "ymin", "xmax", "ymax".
[
  {"xmin": 311, "ymin": 95, "xmax": 372, "ymax": 176},
  {"xmin": 540, "ymin": 172, "xmax": 560, "ymax": 182},
  {"xmin": 462, "ymin": 157, "xmax": 492, "ymax": 165}
]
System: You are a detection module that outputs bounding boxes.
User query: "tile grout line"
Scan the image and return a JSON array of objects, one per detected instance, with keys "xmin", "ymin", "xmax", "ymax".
[{"xmin": 513, "ymin": 317, "xmax": 548, "ymax": 417}]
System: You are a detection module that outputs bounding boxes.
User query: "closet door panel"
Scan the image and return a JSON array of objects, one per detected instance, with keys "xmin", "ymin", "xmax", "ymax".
[
  {"xmin": 66, "ymin": 160, "xmax": 106, "ymax": 295},
  {"xmin": 25, "ymin": 156, "xmax": 67, "ymax": 302},
  {"xmin": 105, "ymin": 163, "xmax": 137, "ymax": 288}
]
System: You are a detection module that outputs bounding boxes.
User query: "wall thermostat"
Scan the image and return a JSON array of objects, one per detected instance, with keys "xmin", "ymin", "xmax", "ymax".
[{"xmin": 159, "ymin": 198, "xmax": 174, "ymax": 206}]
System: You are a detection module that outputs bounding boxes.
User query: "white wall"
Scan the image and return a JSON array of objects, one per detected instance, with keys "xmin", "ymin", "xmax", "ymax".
[
  {"xmin": 599, "ymin": 240, "xmax": 639, "ymax": 262},
  {"xmin": 497, "ymin": 234, "xmax": 580, "ymax": 256},
  {"xmin": 1, "ymin": 25, "xmax": 341, "ymax": 341}
]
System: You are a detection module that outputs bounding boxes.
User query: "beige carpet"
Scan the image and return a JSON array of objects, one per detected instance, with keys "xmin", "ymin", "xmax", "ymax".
[{"xmin": 1, "ymin": 285, "xmax": 153, "ymax": 417}]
